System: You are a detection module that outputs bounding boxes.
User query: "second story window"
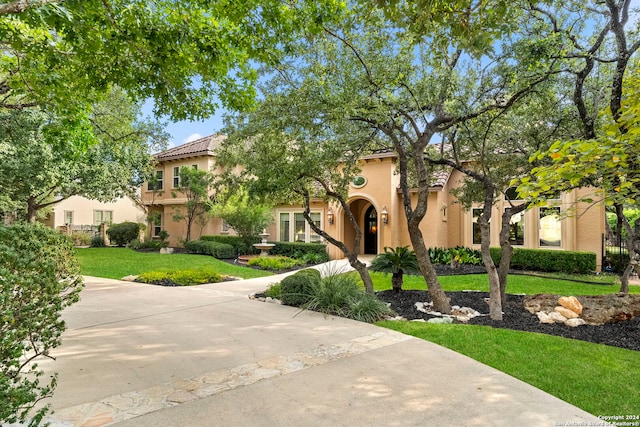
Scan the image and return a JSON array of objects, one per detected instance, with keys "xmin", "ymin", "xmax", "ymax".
[
  {"xmin": 148, "ymin": 170, "xmax": 164, "ymax": 191},
  {"xmin": 173, "ymin": 167, "xmax": 180, "ymax": 188}
]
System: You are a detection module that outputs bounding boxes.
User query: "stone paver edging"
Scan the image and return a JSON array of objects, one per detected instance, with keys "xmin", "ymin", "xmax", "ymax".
[{"xmin": 46, "ymin": 331, "xmax": 410, "ymax": 426}]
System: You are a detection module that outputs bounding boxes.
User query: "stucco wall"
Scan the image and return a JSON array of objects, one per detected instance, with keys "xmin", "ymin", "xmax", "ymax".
[{"xmin": 50, "ymin": 196, "xmax": 145, "ymax": 229}]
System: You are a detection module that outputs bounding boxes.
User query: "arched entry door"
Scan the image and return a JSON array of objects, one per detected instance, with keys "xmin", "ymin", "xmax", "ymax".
[{"xmin": 364, "ymin": 205, "xmax": 378, "ymax": 254}]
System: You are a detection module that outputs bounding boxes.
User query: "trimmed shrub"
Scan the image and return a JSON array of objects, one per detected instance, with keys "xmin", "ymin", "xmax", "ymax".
[
  {"xmin": 280, "ymin": 268, "xmax": 321, "ymax": 307},
  {"xmin": 270, "ymin": 241, "xmax": 328, "ymax": 258},
  {"xmin": 264, "ymin": 284, "xmax": 281, "ymax": 299},
  {"xmin": 106, "ymin": 222, "xmax": 140, "ymax": 247},
  {"xmin": 137, "ymin": 268, "xmax": 223, "ymax": 286},
  {"xmin": 428, "ymin": 246, "xmax": 482, "ymax": 266},
  {"xmin": 490, "ymin": 247, "xmax": 596, "ymax": 274},
  {"xmin": 128, "ymin": 238, "xmax": 167, "ymax": 251},
  {"xmin": 201, "ymin": 235, "xmax": 259, "ymax": 256},
  {"xmin": 0, "ymin": 223, "xmax": 84, "ymax": 425},
  {"xmin": 90, "ymin": 235, "xmax": 106, "ymax": 247},
  {"xmin": 247, "ymin": 255, "xmax": 304, "ymax": 271},
  {"xmin": 184, "ymin": 240, "xmax": 235, "ymax": 259}
]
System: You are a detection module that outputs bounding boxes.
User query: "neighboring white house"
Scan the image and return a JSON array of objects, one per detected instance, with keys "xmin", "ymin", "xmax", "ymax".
[{"xmin": 44, "ymin": 195, "xmax": 145, "ymax": 231}]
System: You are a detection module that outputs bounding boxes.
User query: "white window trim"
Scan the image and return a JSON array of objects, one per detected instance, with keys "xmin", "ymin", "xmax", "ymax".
[{"xmin": 277, "ymin": 210, "xmax": 323, "ymax": 243}]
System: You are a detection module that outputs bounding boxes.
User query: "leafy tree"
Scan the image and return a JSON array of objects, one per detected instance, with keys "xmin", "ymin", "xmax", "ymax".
[
  {"xmin": 171, "ymin": 166, "xmax": 215, "ymax": 242},
  {"xmin": 0, "ymin": 1, "xmax": 344, "ymax": 122},
  {"xmin": 518, "ymin": 0, "xmax": 640, "ymax": 293},
  {"xmin": 0, "ymin": 223, "xmax": 84, "ymax": 425},
  {"xmin": 0, "ymin": 88, "xmax": 167, "ymax": 222},
  {"xmin": 218, "ymin": 78, "xmax": 382, "ymax": 293},
  {"xmin": 209, "ymin": 187, "xmax": 274, "ymax": 254},
  {"xmin": 370, "ymin": 246, "xmax": 420, "ymax": 293},
  {"xmin": 428, "ymin": 82, "xmax": 579, "ymax": 306}
]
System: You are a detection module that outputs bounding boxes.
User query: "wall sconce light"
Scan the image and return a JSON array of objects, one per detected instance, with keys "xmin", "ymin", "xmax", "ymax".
[
  {"xmin": 381, "ymin": 206, "xmax": 388, "ymax": 225},
  {"xmin": 327, "ymin": 207, "xmax": 334, "ymax": 225}
]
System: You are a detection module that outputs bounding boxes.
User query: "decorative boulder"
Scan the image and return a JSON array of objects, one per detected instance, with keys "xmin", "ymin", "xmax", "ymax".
[
  {"xmin": 525, "ymin": 294, "xmax": 640, "ymax": 325},
  {"xmin": 536, "ymin": 312, "xmax": 555, "ymax": 324},
  {"xmin": 548, "ymin": 311, "xmax": 568, "ymax": 323},
  {"xmin": 565, "ymin": 318, "xmax": 586, "ymax": 327},
  {"xmin": 558, "ymin": 296, "xmax": 583, "ymax": 315},
  {"xmin": 554, "ymin": 306, "xmax": 580, "ymax": 319}
]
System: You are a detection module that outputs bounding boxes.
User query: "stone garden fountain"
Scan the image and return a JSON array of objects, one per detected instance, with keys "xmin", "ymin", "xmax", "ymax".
[{"xmin": 253, "ymin": 229, "xmax": 275, "ymax": 257}]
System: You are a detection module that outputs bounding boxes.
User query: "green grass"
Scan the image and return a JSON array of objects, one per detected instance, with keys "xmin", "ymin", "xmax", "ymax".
[
  {"xmin": 75, "ymin": 247, "xmax": 273, "ymax": 280},
  {"xmin": 377, "ymin": 321, "xmax": 639, "ymax": 416},
  {"xmin": 369, "ymin": 271, "xmax": 640, "ymax": 295}
]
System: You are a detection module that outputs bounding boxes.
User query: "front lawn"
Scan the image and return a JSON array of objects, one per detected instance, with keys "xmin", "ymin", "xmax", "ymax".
[
  {"xmin": 369, "ymin": 271, "xmax": 640, "ymax": 295},
  {"xmin": 75, "ymin": 247, "xmax": 273, "ymax": 280},
  {"xmin": 378, "ymin": 320, "xmax": 639, "ymax": 417}
]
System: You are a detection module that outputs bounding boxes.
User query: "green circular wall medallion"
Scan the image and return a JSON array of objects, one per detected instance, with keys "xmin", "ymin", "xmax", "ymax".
[{"xmin": 351, "ymin": 175, "xmax": 367, "ymax": 188}]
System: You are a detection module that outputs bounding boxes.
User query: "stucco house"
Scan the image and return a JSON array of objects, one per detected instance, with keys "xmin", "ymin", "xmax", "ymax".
[
  {"xmin": 42, "ymin": 195, "xmax": 146, "ymax": 232},
  {"xmin": 142, "ymin": 134, "xmax": 605, "ymax": 269}
]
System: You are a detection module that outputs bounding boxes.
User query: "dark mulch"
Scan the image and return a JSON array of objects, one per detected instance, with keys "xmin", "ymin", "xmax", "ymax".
[{"xmin": 377, "ymin": 289, "xmax": 640, "ymax": 352}]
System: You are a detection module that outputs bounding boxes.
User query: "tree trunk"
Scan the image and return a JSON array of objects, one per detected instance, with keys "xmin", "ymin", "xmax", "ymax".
[
  {"xmin": 479, "ymin": 217, "xmax": 502, "ymax": 320},
  {"xmin": 408, "ymin": 220, "xmax": 451, "ymax": 314},
  {"xmin": 618, "ymin": 204, "xmax": 638, "ymax": 295},
  {"xmin": 497, "ymin": 204, "xmax": 527, "ymax": 305},
  {"xmin": 392, "ymin": 271, "xmax": 403, "ymax": 293},
  {"xmin": 26, "ymin": 197, "xmax": 38, "ymax": 223}
]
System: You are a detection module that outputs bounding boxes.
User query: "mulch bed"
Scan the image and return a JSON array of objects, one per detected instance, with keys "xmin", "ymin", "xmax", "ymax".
[{"xmin": 377, "ymin": 289, "xmax": 640, "ymax": 352}]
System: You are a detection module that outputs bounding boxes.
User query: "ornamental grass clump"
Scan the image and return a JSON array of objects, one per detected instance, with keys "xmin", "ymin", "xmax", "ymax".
[
  {"xmin": 302, "ymin": 272, "xmax": 395, "ymax": 323},
  {"xmin": 280, "ymin": 269, "xmax": 321, "ymax": 306}
]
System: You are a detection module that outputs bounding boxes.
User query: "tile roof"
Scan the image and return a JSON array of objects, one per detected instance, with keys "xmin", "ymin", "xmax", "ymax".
[{"xmin": 154, "ymin": 134, "xmax": 226, "ymax": 161}]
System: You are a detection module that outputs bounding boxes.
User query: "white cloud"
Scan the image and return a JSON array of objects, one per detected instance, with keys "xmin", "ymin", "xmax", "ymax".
[{"xmin": 183, "ymin": 133, "xmax": 203, "ymax": 144}]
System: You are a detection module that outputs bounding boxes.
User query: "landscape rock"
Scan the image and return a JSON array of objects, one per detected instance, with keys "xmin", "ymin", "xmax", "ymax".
[
  {"xmin": 565, "ymin": 318, "xmax": 586, "ymax": 327},
  {"xmin": 554, "ymin": 306, "xmax": 579, "ymax": 319},
  {"xmin": 427, "ymin": 317, "xmax": 453, "ymax": 324},
  {"xmin": 558, "ymin": 296, "xmax": 583, "ymax": 315},
  {"xmin": 536, "ymin": 311, "xmax": 555, "ymax": 324},
  {"xmin": 160, "ymin": 247, "xmax": 174, "ymax": 254},
  {"xmin": 524, "ymin": 294, "xmax": 640, "ymax": 324},
  {"xmin": 547, "ymin": 311, "xmax": 568, "ymax": 323}
]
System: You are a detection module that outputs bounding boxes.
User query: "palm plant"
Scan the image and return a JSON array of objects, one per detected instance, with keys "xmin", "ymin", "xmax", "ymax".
[{"xmin": 370, "ymin": 246, "xmax": 420, "ymax": 293}]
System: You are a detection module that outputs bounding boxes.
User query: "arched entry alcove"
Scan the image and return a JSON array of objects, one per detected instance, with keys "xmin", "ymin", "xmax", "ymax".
[
  {"xmin": 342, "ymin": 198, "xmax": 379, "ymax": 255},
  {"xmin": 363, "ymin": 205, "xmax": 378, "ymax": 254}
]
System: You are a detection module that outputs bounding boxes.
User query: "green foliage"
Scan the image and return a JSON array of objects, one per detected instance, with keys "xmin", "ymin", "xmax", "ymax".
[
  {"xmin": 106, "ymin": 222, "xmax": 141, "ymax": 247},
  {"xmin": 90, "ymin": 235, "xmax": 106, "ymax": 248},
  {"xmin": 69, "ymin": 231, "xmax": 92, "ymax": 246},
  {"xmin": 75, "ymin": 247, "xmax": 272, "ymax": 280},
  {"xmin": 0, "ymin": 223, "xmax": 84, "ymax": 425},
  {"xmin": 370, "ymin": 246, "xmax": 420, "ymax": 291},
  {"xmin": 304, "ymin": 272, "xmax": 394, "ymax": 322},
  {"xmin": 490, "ymin": 247, "xmax": 596, "ymax": 274},
  {"xmin": 371, "ymin": 246, "xmax": 420, "ymax": 274},
  {"xmin": 280, "ymin": 269, "xmax": 322, "ymax": 306},
  {"xmin": 210, "ymin": 187, "xmax": 274, "ymax": 252},
  {"xmin": 607, "ymin": 209, "xmax": 640, "ymax": 240},
  {"xmin": 184, "ymin": 240, "xmax": 235, "ymax": 259},
  {"xmin": 137, "ymin": 268, "xmax": 222, "ymax": 286},
  {"xmin": 171, "ymin": 167, "xmax": 215, "ymax": 242},
  {"xmin": 201, "ymin": 235, "xmax": 258, "ymax": 256},
  {"xmin": 264, "ymin": 284, "xmax": 282, "ymax": 299},
  {"xmin": 0, "ymin": 91, "xmax": 167, "ymax": 221},
  {"xmin": 428, "ymin": 247, "xmax": 483, "ymax": 266},
  {"xmin": 128, "ymin": 238, "xmax": 168, "ymax": 251},
  {"xmin": 270, "ymin": 242, "xmax": 329, "ymax": 259},
  {"xmin": 301, "ymin": 251, "xmax": 331, "ymax": 265},
  {"xmin": 247, "ymin": 255, "xmax": 304, "ymax": 271}
]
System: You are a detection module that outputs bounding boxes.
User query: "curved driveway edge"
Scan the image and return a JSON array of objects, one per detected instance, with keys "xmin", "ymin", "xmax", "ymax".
[{"xmin": 40, "ymin": 271, "xmax": 606, "ymax": 427}]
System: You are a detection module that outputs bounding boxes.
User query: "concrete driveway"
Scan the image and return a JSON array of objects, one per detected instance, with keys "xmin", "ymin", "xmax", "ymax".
[{"xmin": 40, "ymin": 268, "xmax": 604, "ymax": 426}]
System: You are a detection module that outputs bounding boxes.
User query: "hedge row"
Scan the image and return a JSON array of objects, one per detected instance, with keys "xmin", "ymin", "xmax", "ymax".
[
  {"xmin": 490, "ymin": 247, "xmax": 596, "ymax": 274},
  {"xmin": 184, "ymin": 240, "xmax": 235, "ymax": 259},
  {"xmin": 200, "ymin": 235, "xmax": 258, "ymax": 256},
  {"xmin": 200, "ymin": 235, "xmax": 328, "ymax": 259},
  {"xmin": 270, "ymin": 241, "xmax": 328, "ymax": 258}
]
